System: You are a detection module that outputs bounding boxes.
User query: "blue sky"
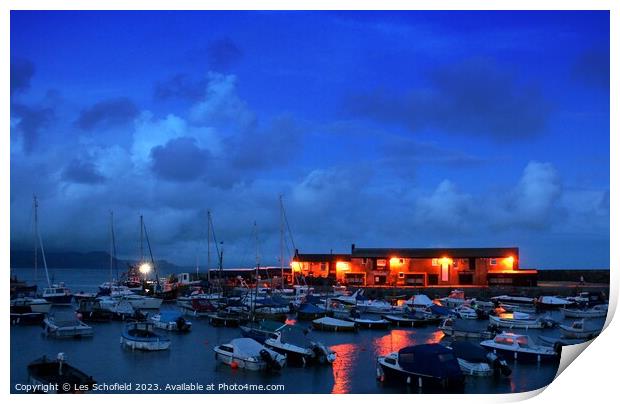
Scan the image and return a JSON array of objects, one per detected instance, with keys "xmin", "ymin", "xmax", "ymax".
[{"xmin": 10, "ymin": 11, "xmax": 609, "ymax": 269}]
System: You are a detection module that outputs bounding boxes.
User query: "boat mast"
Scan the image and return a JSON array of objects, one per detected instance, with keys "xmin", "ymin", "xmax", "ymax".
[
  {"xmin": 254, "ymin": 221, "xmax": 260, "ymax": 316},
  {"xmin": 33, "ymin": 196, "xmax": 51, "ymax": 288},
  {"xmin": 207, "ymin": 210, "xmax": 211, "ymax": 283},
  {"xmin": 109, "ymin": 211, "xmax": 114, "ymax": 283},
  {"xmin": 33, "ymin": 196, "xmax": 38, "ymax": 282},
  {"xmin": 139, "ymin": 214, "xmax": 144, "ymax": 263},
  {"xmin": 279, "ymin": 195, "xmax": 284, "ymax": 288}
]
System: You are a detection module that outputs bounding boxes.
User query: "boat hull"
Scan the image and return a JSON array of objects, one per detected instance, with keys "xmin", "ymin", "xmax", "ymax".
[
  {"xmin": 120, "ymin": 336, "xmax": 171, "ymax": 351},
  {"xmin": 377, "ymin": 360, "xmax": 464, "ymax": 391}
]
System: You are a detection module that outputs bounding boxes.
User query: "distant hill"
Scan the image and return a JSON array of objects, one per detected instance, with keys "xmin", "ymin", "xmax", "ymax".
[{"xmin": 10, "ymin": 250, "xmax": 180, "ymax": 270}]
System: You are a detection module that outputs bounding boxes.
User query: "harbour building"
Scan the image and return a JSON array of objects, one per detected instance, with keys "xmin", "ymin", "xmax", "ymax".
[{"xmin": 292, "ymin": 244, "xmax": 537, "ymax": 287}]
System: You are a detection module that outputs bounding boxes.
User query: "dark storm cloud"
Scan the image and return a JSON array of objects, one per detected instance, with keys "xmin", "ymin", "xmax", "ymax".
[
  {"xmin": 76, "ymin": 97, "xmax": 139, "ymax": 130},
  {"xmin": 572, "ymin": 48, "xmax": 610, "ymax": 89},
  {"xmin": 154, "ymin": 74, "xmax": 207, "ymax": 102},
  {"xmin": 150, "ymin": 136, "xmax": 210, "ymax": 182},
  {"xmin": 11, "ymin": 103, "xmax": 54, "ymax": 153},
  {"xmin": 346, "ymin": 58, "xmax": 551, "ymax": 140},
  {"xmin": 206, "ymin": 38, "xmax": 243, "ymax": 70},
  {"xmin": 10, "ymin": 59, "xmax": 35, "ymax": 95},
  {"xmin": 62, "ymin": 159, "xmax": 106, "ymax": 184}
]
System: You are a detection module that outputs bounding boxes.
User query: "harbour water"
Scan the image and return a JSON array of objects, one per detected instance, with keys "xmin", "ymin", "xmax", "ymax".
[{"xmin": 11, "ymin": 267, "xmax": 600, "ymax": 394}]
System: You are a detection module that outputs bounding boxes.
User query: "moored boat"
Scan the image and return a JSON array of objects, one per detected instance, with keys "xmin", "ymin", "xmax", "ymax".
[
  {"xmin": 480, "ymin": 332, "xmax": 559, "ymax": 362},
  {"xmin": 559, "ymin": 319, "xmax": 601, "ymax": 340},
  {"xmin": 438, "ymin": 289, "xmax": 467, "ymax": 308},
  {"xmin": 11, "ymin": 297, "xmax": 51, "ymax": 314},
  {"xmin": 297, "ymin": 302, "xmax": 329, "ymax": 320},
  {"xmin": 43, "ymin": 313, "xmax": 94, "ymax": 338},
  {"xmin": 240, "ymin": 320, "xmax": 286, "ymax": 343},
  {"xmin": 213, "ymin": 338, "xmax": 286, "ymax": 371},
  {"xmin": 208, "ymin": 308, "xmax": 250, "ymax": 327},
  {"xmin": 149, "ymin": 311, "xmax": 192, "ymax": 332},
  {"xmin": 264, "ymin": 324, "xmax": 336, "ymax": 366},
  {"xmin": 76, "ymin": 298, "xmax": 113, "ymax": 322},
  {"xmin": 536, "ymin": 296, "xmax": 573, "ymax": 310},
  {"xmin": 27, "ymin": 353, "xmax": 96, "ymax": 393},
  {"xmin": 561, "ymin": 304, "xmax": 608, "ymax": 319},
  {"xmin": 489, "ymin": 312, "xmax": 556, "ymax": 330},
  {"xmin": 350, "ymin": 316, "xmax": 391, "ymax": 329},
  {"xmin": 120, "ymin": 322, "xmax": 171, "ymax": 351},
  {"xmin": 312, "ymin": 316, "xmax": 357, "ymax": 332},
  {"xmin": 438, "ymin": 318, "xmax": 497, "ymax": 340},
  {"xmin": 42, "ymin": 284, "xmax": 73, "ymax": 306},
  {"xmin": 376, "ymin": 344, "xmax": 464, "ymax": 390},
  {"xmin": 450, "ymin": 340, "xmax": 511, "ymax": 377}
]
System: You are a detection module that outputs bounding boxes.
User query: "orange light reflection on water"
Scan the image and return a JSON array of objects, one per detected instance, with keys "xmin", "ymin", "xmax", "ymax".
[{"xmin": 330, "ymin": 343, "xmax": 357, "ymax": 394}]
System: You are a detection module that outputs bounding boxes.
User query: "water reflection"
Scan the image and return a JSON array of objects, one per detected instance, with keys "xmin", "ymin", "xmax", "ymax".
[{"xmin": 330, "ymin": 343, "xmax": 357, "ymax": 394}]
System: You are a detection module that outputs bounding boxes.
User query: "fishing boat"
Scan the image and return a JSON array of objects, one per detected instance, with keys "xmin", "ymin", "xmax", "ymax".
[
  {"xmin": 264, "ymin": 324, "xmax": 336, "ymax": 366},
  {"xmin": 312, "ymin": 316, "xmax": 357, "ymax": 332},
  {"xmin": 27, "ymin": 353, "xmax": 96, "ymax": 393},
  {"xmin": 213, "ymin": 338, "xmax": 287, "ymax": 371},
  {"xmin": 297, "ymin": 302, "xmax": 329, "ymax": 320},
  {"xmin": 499, "ymin": 303, "xmax": 538, "ymax": 314},
  {"xmin": 491, "ymin": 295, "xmax": 535, "ymax": 306},
  {"xmin": 450, "ymin": 340, "xmax": 511, "ymax": 377},
  {"xmin": 480, "ymin": 332, "xmax": 559, "ymax": 362},
  {"xmin": 356, "ymin": 299, "xmax": 394, "ymax": 314},
  {"xmin": 179, "ymin": 297, "xmax": 217, "ymax": 317},
  {"xmin": 149, "ymin": 311, "xmax": 192, "ymax": 332},
  {"xmin": 43, "ymin": 313, "xmax": 94, "ymax": 338},
  {"xmin": 405, "ymin": 294, "xmax": 434, "ymax": 310},
  {"xmin": 489, "ymin": 312, "xmax": 556, "ymax": 330},
  {"xmin": 120, "ymin": 322, "xmax": 171, "ymax": 351},
  {"xmin": 41, "ymin": 284, "xmax": 73, "ymax": 306},
  {"xmin": 76, "ymin": 298, "xmax": 113, "ymax": 322},
  {"xmin": 536, "ymin": 296, "xmax": 572, "ymax": 310},
  {"xmin": 559, "ymin": 319, "xmax": 601, "ymax": 339},
  {"xmin": 240, "ymin": 320, "xmax": 286, "ymax": 343},
  {"xmin": 376, "ymin": 344, "xmax": 464, "ymax": 390},
  {"xmin": 438, "ymin": 318, "xmax": 497, "ymax": 339},
  {"xmin": 561, "ymin": 304, "xmax": 608, "ymax": 319}
]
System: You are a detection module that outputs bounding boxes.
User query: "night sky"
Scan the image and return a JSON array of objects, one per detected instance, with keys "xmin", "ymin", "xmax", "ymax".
[{"xmin": 10, "ymin": 11, "xmax": 609, "ymax": 269}]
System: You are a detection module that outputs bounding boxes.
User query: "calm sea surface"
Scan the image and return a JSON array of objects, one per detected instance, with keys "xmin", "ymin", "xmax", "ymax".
[{"xmin": 11, "ymin": 267, "xmax": 601, "ymax": 394}]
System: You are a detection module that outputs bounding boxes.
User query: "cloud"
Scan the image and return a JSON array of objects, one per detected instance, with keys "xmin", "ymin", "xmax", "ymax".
[
  {"xmin": 206, "ymin": 38, "xmax": 243, "ymax": 70},
  {"xmin": 11, "ymin": 103, "xmax": 54, "ymax": 153},
  {"xmin": 150, "ymin": 137, "xmax": 210, "ymax": 182},
  {"xmin": 11, "ymin": 59, "xmax": 35, "ymax": 96},
  {"xmin": 62, "ymin": 159, "xmax": 106, "ymax": 184},
  {"xmin": 345, "ymin": 58, "xmax": 551, "ymax": 140},
  {"xmin": 154, "ymin": 74, "xmax": 207, "ymax": 102},
  {"xmin": 413, "ymin": 180, "xmax": 476, "ymax": 233},
  {"xmin": 76, "ymin": 97, "xmax": 139, "ymax": 130},
  {"xmin": 572, "ymin": 48, "xmax": 610, "ymax": 89}
]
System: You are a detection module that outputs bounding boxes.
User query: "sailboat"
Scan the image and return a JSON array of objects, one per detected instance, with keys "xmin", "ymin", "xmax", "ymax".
[{"xmin": 32, "ymin": 196, "xmax": 72, "ymax": 305}]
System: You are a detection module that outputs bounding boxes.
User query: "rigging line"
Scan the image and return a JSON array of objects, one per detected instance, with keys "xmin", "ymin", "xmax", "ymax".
[
  {"xmin": 281, "ymin": 198, "xmax": 297, "ymax": 251},
  {"xmin": 142, "ymin": 220, "xmax": 159, "ymax": 284}
]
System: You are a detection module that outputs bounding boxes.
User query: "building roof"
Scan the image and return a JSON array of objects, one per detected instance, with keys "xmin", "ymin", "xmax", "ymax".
[
  {"xmin": 294, "ymin": 253, "xmax": 351, "ymax": 262},
  {"xmin": 351, "ymin": 247, "xmax": 518, "ymax": 259}
]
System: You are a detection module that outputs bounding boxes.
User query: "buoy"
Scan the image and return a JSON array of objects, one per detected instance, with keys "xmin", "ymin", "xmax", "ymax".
[{"xmin": 230, "ymin": 361, "xmax": 238, "ymax": 369}]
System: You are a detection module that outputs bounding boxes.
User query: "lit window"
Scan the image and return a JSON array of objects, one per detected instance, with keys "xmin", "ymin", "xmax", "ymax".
[
  {"xmin": 490, "ymin": 259, "xmax": 497, "ymax": 266},
  {"xmin": 432, "ymin": 258, "xmax": 438, "ymax": 266},
  {"xmin": 398, "ymin": 272, "xmax": 404, "ymax": 279}
]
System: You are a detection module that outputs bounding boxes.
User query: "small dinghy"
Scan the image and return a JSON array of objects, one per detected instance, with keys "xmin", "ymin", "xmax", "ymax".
[
  {"xmin": 561, "ymin": 304, "xmax": 608, "ymax": 319},
  {"xmin": 27, "ymin": 353, "xmax": 96, "ymax": 393},
  {"xmin": 149, "ymin": 311, "xmax": 192, "ymax": 332},
  {"xmin": 438, "ymin": 318, "xmax": 497, "ymax": 339},
  {"xmin": 264, "ymin": 325, "xmax": 336, "ymax": 366},
  {"xmin": 491, "ymin": 295, "xmax": 535, "ymax": 306},
  {"xmin": 383, "ymin": 309, "xmax": 440, "ymax": 327},
  {"xmin": 559, "ymin": 319, "xmax": 601, "ymax": 339},
  {"xmin": 480, "ymin": 332, "xmax": 559, "ymax": 362},
  {"xmin": 213, "ymin": 338, "xmax": 287, "ymax": 371},
  {"xmin": 489, "ymin": 312, "xmax": 555, "ymax": 329},
  {"xmin": 376, "ymin": 344, "xmax": 464, "ymax": 390},
  {"xmin": 312, "ymin": 316, "xmax": 357, "ymax": 332},
  {"xmin": 350, "ymin": 316, "xmax": 391, "ymax": 330},
  {"xmin": 43, "ymin": 312, "xmax": 94, "ymax": 338},
  {"xmin": 450, "ymin": 340, "xmax": 511, "ymax": 377},
  {"xmin": 120, "ymin": 322, "xmax": 171, "ymax": 351},
  {"xmin": 240, "ymin": 320, "xmax": 286, "ymax": 343}
]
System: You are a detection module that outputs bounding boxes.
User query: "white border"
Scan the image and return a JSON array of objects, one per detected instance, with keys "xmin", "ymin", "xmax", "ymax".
[{"xmin": 2, "ymin": 2, "xmax": 616, "ymax": 404}]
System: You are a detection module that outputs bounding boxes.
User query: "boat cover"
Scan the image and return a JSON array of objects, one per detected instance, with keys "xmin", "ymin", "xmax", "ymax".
[
  {"xmin": 451, "ymin": 340, "xmax": 488, "ymax": 363},
  {"xmin": 230, "ymin": 338, "xmax": 266, "ymax": 357},
  {"xmin": 411, "ymin": 294, "xmax": 433, "ymax": 307},
  {"xmin": 279, "ymin": 325, "xmax": 312, "ymax": 348},
  {"xmin": 313, "ymin": 317, "xmax": 355, "ymax": 326},
  {"xmin": 157, "ymin": 310, "xmax": 183, "ymax": 322},
  {"xmin": 429, "ymin": 305, "xmax": 454, "ymax": 316},
  {"xmin": 450, "ymin": 318, "xmax": 485, "ymax": 332},
  {"xmin": 299, "ymin": 303, "xmax": 327, "ymax": 314},
  {"xmin": 398, "ymin": 344, "xmax": 462, "ymax": 378}
]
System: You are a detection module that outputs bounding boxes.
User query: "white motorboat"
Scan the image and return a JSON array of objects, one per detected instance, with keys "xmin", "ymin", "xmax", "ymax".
[
  {"xmin": 43, "ymin": 313, "xmax": 94, "ymax": 338},
  {"xmin": 312, "ymin": 316, "xmax": 357, "ymax": 332},
  {"xmin": 149, "ymin": 311, "xmax": 192, "ymax": 332},
  {"xmin": 438, "ymin": 290, "xmax": 467, "ymax": 308},
  {"xmin": 438, "ymin": 318, "xmax": 497, "ymax": 339},
  {"xmin": 536, "ymin": 296, "xmax": 572, "ymax": 310},
  {"xmin": 10, "ymin": 297, "xmax": 51, "ymax": 314},
  {"xmin": 214, "ymin": 338, "xmax": 287, "ymax": 371},
  {"xmin": 450, "ymin": 340, "xmax": 511, "ymax": 377},
  {"xmin": 405, "ymin": 294, "xmax": 434, "ymax": 310},
  {"xmin": 453, "ymin": 305, "xmax": 478, "ymax": 320},
  {"xmin": 356, "ymin": 299, "xmax": 395, "ymax": 314},
  {"xmin": 264, "ymin": 325, "xmax": 336, "ymax": 366},
  {"xmin": 489, "ymin": 312, "xmax": 555, "ymax": 329},
  {"xmin": 122, "ymin": 294, "xmax": 163, "ymax": 310},
  {"xmin": 480, "ymin": 332, "xmax": 559, "ymax": 362},
  {"xmin": 491, "ymin": 295, "xmax": 535, "ymax": 306},
  {"xmin": 559, "ymin": 319, "xmax": 601, "ymax": 339},
  {"xmin": 561, "ymin": 304, "xmax": 608, "ymax": 319}
]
